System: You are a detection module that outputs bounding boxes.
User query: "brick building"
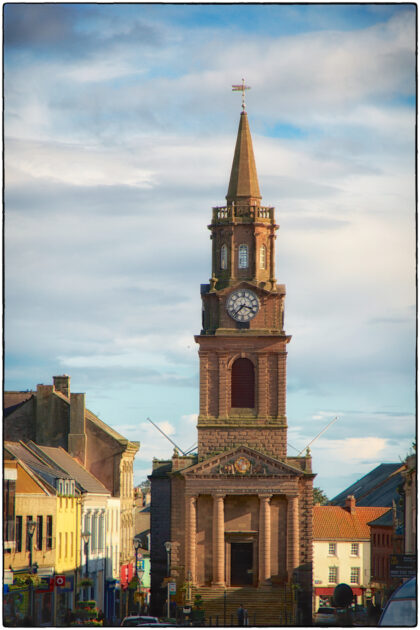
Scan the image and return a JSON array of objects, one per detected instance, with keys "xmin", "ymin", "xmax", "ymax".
[{"xmin": 150, "ymin": 104, "xmax": 314, "ymax": 625}]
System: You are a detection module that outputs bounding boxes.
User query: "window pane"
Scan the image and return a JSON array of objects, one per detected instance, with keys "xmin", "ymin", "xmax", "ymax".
[
  {"xmin": 37, "ymin": 516, "xmax": 43, "ymax": 550},
  {"xmin": 46, "ymin": 516, "xmax": 53, "ymax": 550},
  {"xmin": 238, "ymin": 244, "xmax": 248, "ymax": 269}
]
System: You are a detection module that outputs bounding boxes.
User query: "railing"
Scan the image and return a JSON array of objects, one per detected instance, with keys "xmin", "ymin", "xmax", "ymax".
[{"xmin": 212, "ymin": 205, "xmax": 274, "ymax": 222}]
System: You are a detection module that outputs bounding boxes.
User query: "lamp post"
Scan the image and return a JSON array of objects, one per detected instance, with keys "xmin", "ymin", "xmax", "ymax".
[
  {"xmin": 164, "ymin": 542, "xmax": 172, "ymax": 620},
  {"xmin": 81, "ymin": 531, "xmax": 91, "ymax": 600},
  {"xmin": 134, "ymin": 539, "xmax": 143, "ymax": 614},
  {"xmin": 27, "ymin": 520, "xmax": 37, "ymax": 623}
]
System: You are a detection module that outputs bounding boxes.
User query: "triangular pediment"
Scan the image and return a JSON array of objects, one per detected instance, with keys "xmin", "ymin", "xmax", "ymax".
[{"xmin": 181, "ymin": 446, "xmax": 304, "ymax": 479}]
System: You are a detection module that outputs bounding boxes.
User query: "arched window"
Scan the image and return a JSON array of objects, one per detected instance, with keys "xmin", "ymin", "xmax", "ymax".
[
  {"xmin": 231, "ymin": 358, "xmax": 255, "ymax": 408},
  {"xmin": 220, "ymin": 244, "xmax": 228, "ymax": 270},
  {"xmin": 260, "ymin": 244, "xmax": 267, "ymax": 269},
  {"xmin": 238, "ymin": 244, "xmax": 248, "ymax": 269}
]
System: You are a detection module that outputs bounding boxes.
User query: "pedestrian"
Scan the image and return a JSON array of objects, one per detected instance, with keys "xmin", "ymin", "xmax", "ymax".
[
  {"xmin": 237, "ymin": 604, "xmax": 245, "ymax": 626},
  {"xmin": 97, "ymin": 609, "xmax": 105, "ymax": 624},
  {"xmin": 243, "ymin": 607, "xmax": 248, "ymax": 626}
]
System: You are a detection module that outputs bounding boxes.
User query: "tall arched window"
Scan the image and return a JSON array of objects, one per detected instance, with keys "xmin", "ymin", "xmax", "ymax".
[
  {"xmin": 220, "ymin": 244, "xmax": 228, "ymax": 270},
  {"xmin": 260, "ymin": 244, "xmax": 267, "ymax": 269},
  {"xmin": 238, "ymin": 244, "xmax": 248, "ymax": 269},
  {"xmin": 231, "ymin": 358, "xmax": 255, "ymax": 408}
]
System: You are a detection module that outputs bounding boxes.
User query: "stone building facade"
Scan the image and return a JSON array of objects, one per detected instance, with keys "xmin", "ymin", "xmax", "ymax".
[
  {"xmin": 4, "ymin": 376, "xmax": 139, "ymax": 618},
  {"xmin": 150, "ymin": 106, "xmax": 314, "ymax": 625}
]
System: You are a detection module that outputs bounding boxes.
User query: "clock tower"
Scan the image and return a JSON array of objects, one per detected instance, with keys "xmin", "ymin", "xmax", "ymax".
[
  {"xmin": 196, "ymin": 108, "xmax": 290, "ymax": 463},
  {"xmin": 150, "ymin": 98, "xmax": 314, "ymax": 626}
]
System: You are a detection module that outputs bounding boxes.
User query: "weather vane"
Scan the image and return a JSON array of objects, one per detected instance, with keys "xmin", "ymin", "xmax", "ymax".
[{"xmin": 232, "ymin": 78, "xmax": 251, "ymax": 111}]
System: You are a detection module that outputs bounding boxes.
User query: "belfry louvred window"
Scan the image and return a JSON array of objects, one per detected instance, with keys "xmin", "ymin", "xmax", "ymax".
[
  {"xmin": 231, "ymin": 358, "xmax": 255, "ymax": 408},
  {"xmin": 220, "ymin": 244, "xmax": 228, "ymax": 270}
]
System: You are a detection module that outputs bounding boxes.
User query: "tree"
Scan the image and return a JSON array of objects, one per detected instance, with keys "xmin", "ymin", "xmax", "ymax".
[{"xmin": 313, "ymin": 487, "xmax": 329, "ymax": 505}]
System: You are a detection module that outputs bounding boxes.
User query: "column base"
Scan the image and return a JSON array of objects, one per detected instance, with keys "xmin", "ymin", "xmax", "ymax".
[{"xmin": 211, "ymin": 581, "xmax": 226, "ymax": 587}]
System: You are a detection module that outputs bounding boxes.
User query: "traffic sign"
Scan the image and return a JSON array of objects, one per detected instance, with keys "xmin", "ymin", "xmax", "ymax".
[
  {"xmin": 54, "ymin": 575, "xmax": 66, "ymax": 587},
  {"xmin": 169, "ymin": 582, "xmax": 176, "ymax": 594}
]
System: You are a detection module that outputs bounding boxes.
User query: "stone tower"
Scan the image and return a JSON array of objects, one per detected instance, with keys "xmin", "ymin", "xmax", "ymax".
[{"xmin": 150, "ymin": 105, "xmax": 314, "ymax": 626}]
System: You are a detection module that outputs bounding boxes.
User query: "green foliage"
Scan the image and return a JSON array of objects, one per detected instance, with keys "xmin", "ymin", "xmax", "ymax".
[
  {"xmin": 14, "ymin": 573, "xmax": 42, "ymax": 587},
  {"xmin": 193, "ymin": 594, "xmax": 204, "ymax": 610},
  {"xmin": 313, "ymin": 487, "xmax": 329, "ymax": 505},
  {"xmin": 78, "ymin": 578, "xmax": 94, "ymax": 588}
]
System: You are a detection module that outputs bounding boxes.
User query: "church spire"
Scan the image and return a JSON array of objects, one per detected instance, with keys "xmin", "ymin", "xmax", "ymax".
[{"xmin": 226, "ymin": 111, "xmax": 261, "ymax": 205}]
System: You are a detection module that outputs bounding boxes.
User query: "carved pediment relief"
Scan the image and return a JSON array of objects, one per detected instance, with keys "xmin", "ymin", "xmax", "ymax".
[{"xmin": 182, "ymin": 446, "xmax": 303, "ymax": 479}]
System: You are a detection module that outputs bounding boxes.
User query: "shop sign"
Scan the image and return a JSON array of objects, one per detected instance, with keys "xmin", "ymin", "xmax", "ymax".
[
  {"xmin": 390, "ymin": 554, "xmax": 416, "ymax": 578},
  {"xmin": 4, "ymin": 571, "xmax": 14, "ymax": 586},
  {"xmin": 56, "ymin": 575, "xmax": 74, "ymax": 592},
  {"xmin": 37, "ymin": 577, "xmax": 53, "ymax": 593},
  {"xmin": 120, "ymin": 563, "xmax": 134, "ymax": 588}
]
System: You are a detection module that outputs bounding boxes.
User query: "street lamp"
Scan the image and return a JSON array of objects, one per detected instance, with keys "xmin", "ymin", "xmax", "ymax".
[
  {"xmin": 164, "ymin": 542, "xmax": 172, "ymax": 620},
  {"xmin": 27, "ymin": 520, "xmax": 37, "ymax": 569},
  {"xmin": 134, "ymin": 539, "xmax": 143, "ymax": 613},
  {"xmin": 27, "ymin": 520, "xmax": 37, "ymax": 623}
]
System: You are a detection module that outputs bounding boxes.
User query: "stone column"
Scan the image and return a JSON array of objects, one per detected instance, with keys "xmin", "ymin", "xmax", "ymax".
[
  {"xmin": 259, "ymin": 494, "xmax": 272, "ymax": 584},
  {"xmin": 185, "ymin": 495, "xmax": 197, "ymax": 584},
  {"xmin": 287, "ymin": 495, "xmax": 300, "ymax": 580},
  {"xmin": 212, "ymin": 494, "xmax": 225, "ymax": 586}
]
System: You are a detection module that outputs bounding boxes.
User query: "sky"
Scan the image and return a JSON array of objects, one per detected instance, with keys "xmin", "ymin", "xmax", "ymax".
[{"xmin": 4, "ymin": 2, "xmax": 416, "ymax": 498}]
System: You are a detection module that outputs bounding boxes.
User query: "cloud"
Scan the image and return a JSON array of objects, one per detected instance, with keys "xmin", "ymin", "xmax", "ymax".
[{"xmin": 4, "ymin": 5, "xmax": 416, "ymax": 498}]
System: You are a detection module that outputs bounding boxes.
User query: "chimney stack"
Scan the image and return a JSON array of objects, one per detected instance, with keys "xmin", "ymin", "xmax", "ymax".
[
  {"xmin": 53, "ymin": 375, "xmax": 70, "ymax": 398},
  {"xmin": 68, "ymin": 393, "xmax": 86, "ymax": 465},
  {"xmin": 345, "ymin": 495, "xmax": 356, "ymax": 514}
]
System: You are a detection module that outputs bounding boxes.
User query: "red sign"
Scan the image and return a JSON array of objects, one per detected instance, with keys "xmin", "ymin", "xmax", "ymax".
[
  {"xmin": 37, "ymin": 577, "xmax": 54, "ymax": 593},
  {"xmin": 54, "ymin": 575, "xmax": 66, "ymax": 587},
  {"xmin": 120, "ymin": 563, "xmax": 134, "ymax": 589}
]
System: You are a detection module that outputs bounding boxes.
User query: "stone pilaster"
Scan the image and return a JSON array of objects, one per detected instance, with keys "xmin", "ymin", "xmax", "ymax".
[
  {"xmin": 212, "ymin": 494, "xmax": 225, "ymax": 586},
  {"xmin": 287, "ymin": 495, "xmax": 300, "ymax": 579},
  {"xmin": 257, "ymin": 354, "xmax": 268, "ymax": 417},
  {"xmin": 259, "ymin": 494, "xmax": 272, "ymax": 584},
  {"xmin": 218, "ymin": 355, "xmax": 228, "ymax": 417},
  {"xmin": 185, "ymin": 495, "xmax": 197, "ymax": 584}
]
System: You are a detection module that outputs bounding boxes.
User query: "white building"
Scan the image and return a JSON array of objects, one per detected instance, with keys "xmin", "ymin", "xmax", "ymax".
[{"xmin": 313, "ymin": 496, "xmax": 390, "ymax": 611}]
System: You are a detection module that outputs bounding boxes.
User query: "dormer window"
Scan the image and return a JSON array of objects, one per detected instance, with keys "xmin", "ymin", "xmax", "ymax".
[
  {"xmin": 220, "ymin": 244, "xmax": 228, "ymax": 270},
  {"xmin": 238, "ymin": 244, "xmax": 248, "ymax": 269},
  {"xmin": 260, "ymin": 244, "xmax": 267, "ymax": 269}
]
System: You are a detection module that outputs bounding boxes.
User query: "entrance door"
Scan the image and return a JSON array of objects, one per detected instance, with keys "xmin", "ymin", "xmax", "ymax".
[{"xmin": 230, "ymin": 542, "xmax": 253, "ymax": 586}]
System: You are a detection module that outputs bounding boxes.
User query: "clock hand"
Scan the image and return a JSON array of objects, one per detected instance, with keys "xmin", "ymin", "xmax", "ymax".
[{"xmin": 234, "ymin": 303, "xmax": 248, "ymax": 316}]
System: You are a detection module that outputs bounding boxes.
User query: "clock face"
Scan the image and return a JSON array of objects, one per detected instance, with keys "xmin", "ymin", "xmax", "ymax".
[{"xmin": 226, "ymin": 289, "xmax": 259, "ymax": 322}]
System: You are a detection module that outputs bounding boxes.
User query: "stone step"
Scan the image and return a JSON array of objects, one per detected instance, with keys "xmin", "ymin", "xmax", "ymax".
[{"xmin": 192, "ymin": 585, "xmax": 296, "ymax": 626}]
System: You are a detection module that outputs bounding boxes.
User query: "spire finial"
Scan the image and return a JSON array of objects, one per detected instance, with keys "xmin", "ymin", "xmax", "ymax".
[{"xmin": 232, "ymin": 78, "xmax": 251, "ymax": 112}]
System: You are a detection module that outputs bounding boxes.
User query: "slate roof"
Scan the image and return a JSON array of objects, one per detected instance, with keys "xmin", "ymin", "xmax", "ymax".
[
  {"xmin": 368, "ymin": 509, "xmax": 394, "ymax": 528},
  {"xmin": 3, "ymin": 391, "xmax": 35, "ymax": 416},
  {"xmin": 226, "ymin": 111, "xmax": 261, "ymax": 203},
  {"xmin": 29, "ymin": 442, "xmax": 110, "ymax": 495},
  {"xmin": 313, "ymin": 505, "xmax": 391, "ymax": 540},
  {"xmin": 5, "ymin": 441, "xmax": 72, "ymax": 491},
  {"xmin": 330, "ymin": 463, "xmax": 404, "ymax": 507}
]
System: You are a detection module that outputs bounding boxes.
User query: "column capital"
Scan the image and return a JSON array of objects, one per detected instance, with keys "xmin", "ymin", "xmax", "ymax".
[
  {"xmin": 212, "ymin": 493, "xmax": 226, "ymax": 499},
  {"xmin": 259, "ymin": 494, "xmax": 272, "ymax": 501}
]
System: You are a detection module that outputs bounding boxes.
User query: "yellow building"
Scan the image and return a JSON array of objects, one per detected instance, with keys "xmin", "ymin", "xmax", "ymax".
[{"xmin": 4, "ymin": 442, "xmax": 81, "ymax": 626}]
